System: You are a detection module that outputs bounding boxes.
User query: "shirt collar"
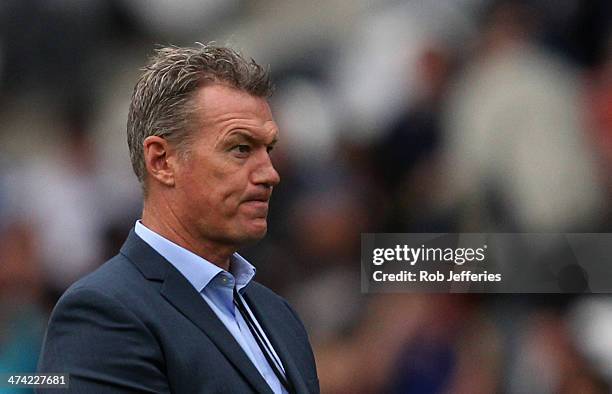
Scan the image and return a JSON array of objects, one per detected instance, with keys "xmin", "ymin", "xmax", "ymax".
[{"xmin": 134, "ymin": 220, "xmax": 256, "ymax": 293}]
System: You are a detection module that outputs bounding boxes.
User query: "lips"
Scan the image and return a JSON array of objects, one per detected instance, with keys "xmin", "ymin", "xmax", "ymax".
[
  {"xmin": 241, "ymin": 191, "xmax": 272, "ymax": 204},
  {"xmin": 243, "ymin": 200, "xmax": 269, "ymax": 208},
  {"xmin": 241, "ymin": 191, "xmax": 271, "ymax": 216}
]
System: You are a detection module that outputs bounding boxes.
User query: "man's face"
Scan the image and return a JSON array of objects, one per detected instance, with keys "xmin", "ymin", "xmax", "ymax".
[{"xmin": 172, "ymin": 84, "xmax": 280, "ymax": 247}]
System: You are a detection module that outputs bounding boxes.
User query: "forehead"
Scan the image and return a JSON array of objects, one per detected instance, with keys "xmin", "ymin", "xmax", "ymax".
[{"xmin": 192, "ymin": 84, "xmax": 275, "ymax": 130}]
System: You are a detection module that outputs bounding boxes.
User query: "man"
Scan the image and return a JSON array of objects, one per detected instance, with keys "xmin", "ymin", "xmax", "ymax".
[{"xmin": 37, "ymin": 44, "xmax": 319, "ymax": 394}]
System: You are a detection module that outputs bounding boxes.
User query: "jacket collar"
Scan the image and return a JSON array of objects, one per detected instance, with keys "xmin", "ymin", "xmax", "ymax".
[
  {"xmin": 119, "ymin": 229, "xmax": 309, "ymax": 394},
  {"xmin": 119, "ymin": 229, "xmax": 274, "ymax": 394}
]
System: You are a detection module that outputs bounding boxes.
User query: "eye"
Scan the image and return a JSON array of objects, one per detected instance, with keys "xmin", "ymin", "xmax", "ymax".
[{"xmin": 231, "ymin": 144, "xmax": 251, "ymax": 157}]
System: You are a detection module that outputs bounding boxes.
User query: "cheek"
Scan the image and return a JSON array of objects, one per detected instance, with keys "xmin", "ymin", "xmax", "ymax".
[
  {"xmin": 183, "ymin": 158, "xmax": 250, "ymax": 215},
  {"xmin": 193, "ymin": 183, "xmax": 241, "ymax": 220},
  {"xmin": 213, "ymin": 170, "xmax": 249, "ymax": 207}
]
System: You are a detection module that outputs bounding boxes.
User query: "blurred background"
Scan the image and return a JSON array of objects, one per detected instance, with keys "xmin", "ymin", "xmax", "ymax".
[{"xmin": 0, "ymin": 0, "xmax": 611, "ymax": 392}]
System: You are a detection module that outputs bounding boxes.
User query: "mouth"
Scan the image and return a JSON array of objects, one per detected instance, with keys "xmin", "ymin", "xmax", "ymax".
[
  {"xmin": 240, "ymin": 195, "xmax": 270, "ymax": 217},
  {"xmin": 241, "ymin": 192, "xmax": 272, "ymax": 205}
]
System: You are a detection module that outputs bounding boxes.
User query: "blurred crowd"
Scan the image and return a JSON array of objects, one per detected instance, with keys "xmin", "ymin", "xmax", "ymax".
[{"xmin": 0, "ymin": 0, "xmax": 611, "ymax": 393}]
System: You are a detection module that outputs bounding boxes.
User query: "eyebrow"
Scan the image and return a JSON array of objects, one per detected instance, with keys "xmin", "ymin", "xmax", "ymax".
[{"xmin": 225, "ymin": 129, "xmax": 279, "ymax": 145}]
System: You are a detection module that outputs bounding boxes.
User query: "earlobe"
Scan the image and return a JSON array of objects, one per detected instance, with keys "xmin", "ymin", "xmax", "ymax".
[{"xmin": 143, "ymin": 136, "xmax": 175, "ymax": 187}]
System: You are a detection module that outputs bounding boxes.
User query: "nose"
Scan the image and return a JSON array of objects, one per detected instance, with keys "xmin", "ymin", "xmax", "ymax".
[{"xmin": 251, "ymin": 151, "xmax": 280, "ymax": 188}]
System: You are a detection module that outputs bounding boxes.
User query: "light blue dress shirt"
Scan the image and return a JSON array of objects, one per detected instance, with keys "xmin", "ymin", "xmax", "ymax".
[{"xmin": 134, "ymin": 221, "xmax": 288, "ymax": 394}]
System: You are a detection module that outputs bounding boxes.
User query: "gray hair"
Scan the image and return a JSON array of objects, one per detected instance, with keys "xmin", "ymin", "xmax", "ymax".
[{"xmin": 127, "ymin": 43, "xmax": 273, "ymax": 188}]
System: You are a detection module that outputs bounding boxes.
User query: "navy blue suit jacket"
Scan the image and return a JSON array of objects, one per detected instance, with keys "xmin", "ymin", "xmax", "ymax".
[{"xmin": 37, "ymin": 230, "xmax": 319, "ymax": 393}]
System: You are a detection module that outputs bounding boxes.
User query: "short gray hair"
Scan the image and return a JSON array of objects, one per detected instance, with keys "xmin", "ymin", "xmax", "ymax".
[{"xmin": 127, "ymin": 43, "xmax": 273, "ymax": 188}]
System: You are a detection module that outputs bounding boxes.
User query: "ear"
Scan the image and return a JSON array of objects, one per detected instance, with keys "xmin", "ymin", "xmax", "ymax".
[{"xmin": 143, "ymin": 136, "xmax": 177, "ymax": 187}]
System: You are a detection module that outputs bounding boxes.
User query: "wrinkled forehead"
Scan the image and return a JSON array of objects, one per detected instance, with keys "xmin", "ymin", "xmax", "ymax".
[
  {"xmin": 191, "ymin": 83, "xmax": 274, "ymax": 123},
  {"xmin": 186, "ymin": 84, "xmax": 278, "ymax": 145}
]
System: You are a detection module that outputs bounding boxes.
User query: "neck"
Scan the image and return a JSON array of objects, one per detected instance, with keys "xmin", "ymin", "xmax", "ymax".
[{"xmin": 141, "ymin": 197, "xmax": 235, "ymax": 271}]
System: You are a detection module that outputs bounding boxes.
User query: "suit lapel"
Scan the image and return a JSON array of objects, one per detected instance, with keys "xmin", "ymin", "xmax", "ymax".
[
  {"xmin": 121, "ymin": 231, "xmax": 274, "ymax": 394},
  {"xmin": 244, "ymin": 288, "xmax": 310, "ymax": 394}
]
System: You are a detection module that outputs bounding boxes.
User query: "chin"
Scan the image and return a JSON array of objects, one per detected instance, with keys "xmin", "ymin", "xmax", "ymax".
[
  {"xmin": 247, "ymin": 226, "xmax": 268, "ymax": 241},
  {"xmin": 236, "ymin": 221, "xmax": 268, "ymax": 244}
]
